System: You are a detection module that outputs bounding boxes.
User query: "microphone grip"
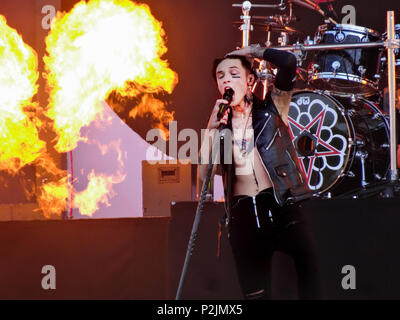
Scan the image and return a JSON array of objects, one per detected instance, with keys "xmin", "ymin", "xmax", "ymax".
[
  {"xmin": 217, "ymin": 106, "xmax": 232, "ymax": 131},
  {"xmin": 217, "ymin": 103, "xmax": 229, "ymax": 121},
  {"xmin": 216, "ymin": 88, "xmax": 234, "ymax": 121}
]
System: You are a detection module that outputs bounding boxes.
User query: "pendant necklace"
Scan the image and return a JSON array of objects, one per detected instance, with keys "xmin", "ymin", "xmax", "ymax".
[{"xmin": 240, "ymin": 108, "xmax": 252, "ymax": 156}]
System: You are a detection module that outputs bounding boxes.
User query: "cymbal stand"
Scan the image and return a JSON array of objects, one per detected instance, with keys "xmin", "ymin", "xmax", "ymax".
[
  {"xmin": 386, "ymin": 11, "xmax": 398, "ymax": 182},
  {"xmin": 232, "ymin": 1, "xmax": 290, "ymax": 47},
  {"xmin": 234, "ymin": 1, "xmax": 253, "ymax": 47},
  {"xmin": 233, "ymin": 2, "xmax": 300, "ymax": 98}
]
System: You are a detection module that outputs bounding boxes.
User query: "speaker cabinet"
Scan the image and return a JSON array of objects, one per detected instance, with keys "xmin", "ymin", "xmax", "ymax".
[{"xmin": 142, "ymin": 161, "xmax": 197, "ymax": 216}]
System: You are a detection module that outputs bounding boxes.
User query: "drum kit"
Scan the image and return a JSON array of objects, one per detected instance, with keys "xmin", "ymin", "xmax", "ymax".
[{"xmin": 232, "ymin": 0, "xmax": 400, "ymax": 199}]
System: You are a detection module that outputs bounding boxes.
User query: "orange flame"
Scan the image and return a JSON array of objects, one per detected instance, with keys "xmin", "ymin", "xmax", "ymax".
[
  {"xmin": 0, "ymin": 15, "xmax": 45, "ymax": 174},
  {"xmin": 96, "ymin": 139, "xmax": 125, "ymax": 168},
  {"xmin": 44, "ymin": 0, "xmax": 178, "ymax": 153},
  {"xmin": 37, "ymin": 176, "xmax": 69, "ymax": 218},
  {"xmin": 42, "ymin": 0, "xmax": 177, "ymax": 217},
  {"xmin": 129, "ymin": 94, "xmax": 175, "ymax": 139},
  {"xmin": 73, "ymin": 170, "xmax": 126, "ymax": 216},
  {"xmin": 0, "ymin": 15, "xmax": 71, "ymax": 219}
]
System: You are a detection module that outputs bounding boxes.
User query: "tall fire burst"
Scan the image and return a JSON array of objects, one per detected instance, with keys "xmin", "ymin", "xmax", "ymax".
[
  {"xmin": 0, "ymin": 0, "xmax": 178, "ymax": 217},
  {"xmin": 0, "ymin": 15, "xmax": 44, "ymax": 174},
  {"xmin": 44, "ymin": 0, "xmax": 178, "ymax": 152}
]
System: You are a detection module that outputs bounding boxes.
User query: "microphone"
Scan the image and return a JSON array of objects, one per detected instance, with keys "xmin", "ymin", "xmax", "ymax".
[{"xmin": 217, "ymin": 88, "xmax": 234, "ymax": 121}]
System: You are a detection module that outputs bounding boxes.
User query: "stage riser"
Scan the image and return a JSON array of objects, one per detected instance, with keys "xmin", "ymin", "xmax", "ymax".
[
  {"xmin": 170, "ymin": 199, "xmax": 400, "ymax": 299},
  {"xmin": 0, "ymin": 218, "xmax": 169, "ymax": 299}
]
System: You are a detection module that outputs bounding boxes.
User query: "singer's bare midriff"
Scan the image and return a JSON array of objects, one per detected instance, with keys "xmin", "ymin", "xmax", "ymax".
[{"xmin": 232, "ymin": 118, "xmax": 272, "ymax": 197}]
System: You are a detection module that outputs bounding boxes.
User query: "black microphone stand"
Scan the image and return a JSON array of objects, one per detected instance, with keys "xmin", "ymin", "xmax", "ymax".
[{"xmin": 175, "ymin": 115, "xmax": 231, "ymax": 300}]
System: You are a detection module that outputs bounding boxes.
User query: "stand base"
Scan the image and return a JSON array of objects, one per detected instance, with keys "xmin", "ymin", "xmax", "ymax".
[{"xmin": 324, "ymin": 180, "xmax": 400, "ymax": 200}]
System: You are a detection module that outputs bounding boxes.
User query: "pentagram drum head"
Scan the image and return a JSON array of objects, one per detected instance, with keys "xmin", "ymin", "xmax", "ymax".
[{"xmin": 289, "ymin": 91, "xmax": 390, "ymax": 197}]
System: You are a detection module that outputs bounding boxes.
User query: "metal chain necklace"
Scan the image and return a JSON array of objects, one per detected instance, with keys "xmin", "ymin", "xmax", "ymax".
[{"xmin": 240, "ymin": 107, "xmax": 252, "ymax": 156}]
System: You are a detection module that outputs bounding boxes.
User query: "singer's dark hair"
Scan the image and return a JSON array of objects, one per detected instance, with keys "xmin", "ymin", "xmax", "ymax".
[{"xmin": 212, "ymin": 54, "xmax": 257, "ymax": 82}]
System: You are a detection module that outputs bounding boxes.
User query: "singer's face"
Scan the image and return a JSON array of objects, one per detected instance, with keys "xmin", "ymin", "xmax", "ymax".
[{"xmin": 215, "ymin": 58, "xmax": 249, "ymax": 107}]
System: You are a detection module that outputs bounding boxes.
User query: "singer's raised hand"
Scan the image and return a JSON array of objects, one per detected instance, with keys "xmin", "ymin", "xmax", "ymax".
[{"xmin": 207, "ymin": 99, "xmax": 230, "ymax": 130}]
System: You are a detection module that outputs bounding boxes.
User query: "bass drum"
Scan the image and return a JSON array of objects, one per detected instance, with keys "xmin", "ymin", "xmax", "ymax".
[{"xmin": 288, "ymin": 91, "xmax": 390, "ymax": 197}]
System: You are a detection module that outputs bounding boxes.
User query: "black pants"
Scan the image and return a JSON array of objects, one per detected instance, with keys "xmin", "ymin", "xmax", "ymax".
[{"xmin": 228, "ymin": 188, "xmax": 320, "ymax": 300}]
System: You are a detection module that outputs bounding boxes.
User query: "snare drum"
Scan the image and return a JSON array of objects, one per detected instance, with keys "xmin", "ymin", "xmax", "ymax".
[
  {"xmin": 289, "ymin": 91, "xmax": 390, "ymax": 197},
  {"xmin": 308, "ymin": 24, "xmax": 381, "ymax": 97}
]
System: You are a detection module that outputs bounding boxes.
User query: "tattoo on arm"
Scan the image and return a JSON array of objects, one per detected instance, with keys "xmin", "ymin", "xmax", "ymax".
[
  {"xmin": 271, "ymin": 87, "xmax": 292, "ymax": 124},
  {"xmin": 272, "ymin": 87, "xmax": 291, "ymax": 99},
  {"xmin": 250, "ymin": 46, "xmax": 266, "ymax": 59},
  {"xmin": 272, "ymin": 87, "xmax": 282, "ymax": 97}
]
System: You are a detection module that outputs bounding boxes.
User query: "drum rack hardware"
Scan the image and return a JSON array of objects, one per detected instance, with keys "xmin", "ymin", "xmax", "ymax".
[
  {"xmin": 236, "ymin": 1, "xmax": 252, "ymax": 47},
  {"xmin": 272, "ymin": 15, "xmax": 400, "ymax": 184},
  {"xmin": 232, "ymin": 1, "xmax": 400, "ymax": 198},
  {"xmin": 269, "ymin": 41, "xmax": 387, "ymax": 51},
  {"xmin": 233, "ymin": 0, "xmax": 286, "ymax": 10}
]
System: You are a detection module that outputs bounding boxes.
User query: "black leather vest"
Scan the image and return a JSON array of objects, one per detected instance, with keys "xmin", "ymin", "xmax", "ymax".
[{"xmin": 220, "ymin": 93, "xmax": 312, "ymax": 218}]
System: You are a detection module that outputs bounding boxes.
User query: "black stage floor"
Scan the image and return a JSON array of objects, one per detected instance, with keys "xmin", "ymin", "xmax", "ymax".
[
  {"xmin": 170, "ymin": 198, "xmax": 400, "ymax": 300},
  {"xmin": 0, "ymin": 197, "xmax": 399, "ymax": 299}
]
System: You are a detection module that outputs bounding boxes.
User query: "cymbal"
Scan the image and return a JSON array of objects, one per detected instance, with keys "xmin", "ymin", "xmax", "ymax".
[
  {"xmin": 257, "ymin": 23, "xmax": 303, "ymax": 35},
  {"xmin": 251, "ymin": 15, "xmax": 298, "ymax": 23},
  {"xmin": 233, "ymin": 21, "xmax": 303, "ymax": 35}
]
